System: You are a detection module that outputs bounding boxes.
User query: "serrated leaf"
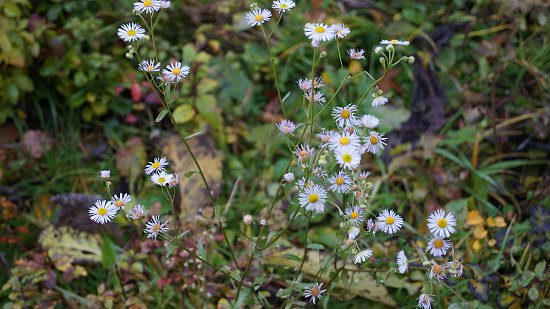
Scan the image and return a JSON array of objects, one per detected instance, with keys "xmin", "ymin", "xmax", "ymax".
[{"xmin": 156, "ymin": 109, "xmax": 168, "ymax": 122}]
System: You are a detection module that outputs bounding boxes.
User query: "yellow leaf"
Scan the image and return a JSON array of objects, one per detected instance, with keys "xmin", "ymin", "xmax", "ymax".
[
  {"xmin": 494, "ymin": 216, "xmax": 507, "ymax": 227},
  {"xmin": 172, "ymin": 104, "xmax": 196, "ymax": 124},
  {"xmin": 473, "ymin": 226, "xmax": 488, "ymax": 239},
  {"xmin": 472, "ymin": 239, "xmax": 482, "ymax": 252},
  {"xmin": 486, "ymin": 217, "xmax": 496, "ymax": 227},
  {"xmin": 488, "ymin": 239, "xmax": 496, "ymax": 247},
  {"xmin": 466, "ymin": 210, "xmax": 484, "ymax": 226},
  {"xmin": 39, "ymin": 225, "xmax": 103, "ymax": 264}
]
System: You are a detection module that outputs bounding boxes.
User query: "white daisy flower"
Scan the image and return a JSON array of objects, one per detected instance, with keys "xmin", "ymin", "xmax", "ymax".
[
  {"xmin": 363, "ymin": 131, "xmax": 387, "ymax": 155},
  {"xmin": 397, "ymin": 250, "xmax": 408, "ymax": 274},
  {"xmin": 329, "ymin": 131, "xmax": 361, "ymax": 152},
  {"xmin": 335, "ymin": 148, "xmax": 361, "ymax": 170},
  {"xmin": 348, "ymin": 226, "xmax": 360, "ymax": 240},
  {"xmin": 344, "ymin": 205, "xmax": 364, "ymax": 226},
  {"xmin": 417, "ymin": 294, "xmax": 434, "ymax": 309},
  {"xmin": 134, "ymin": 0, "xmax": 161, "ymax": 14},
  {"xmin": 372, "ymin": 95, "xmax": 388, "ymax": 107},
  {"xmin": 330, "ymin": 24, "xmax": 350, "ymax": 39},
  {"xmin": 297, "ymin": 78, "xmax": 312, "ymax": 91},
  {"xmin": 138, "ymin": 59, "xmax": 161, "ymax": 72},
  {"xmin": 298, "ymin": 184, "xmax": 327, "ymax": 213},
  {"xmin": 357, "ymin": 170, "xmax": 371, "ymax": 180},
  {"xmin": 144, "ymin": 215, "xmax": 169, "ymax": 240},
  {"xmin": 163, "ymin": 61, "xmax": 190, "ymax": 83},
  {"xmin": 283, "ymin": 172, "xmax": 295, "ymax": 183},
  {"xmin": 151, "ymin": 171, "xmax": 174, "ymax": 186},
  {"xmin": 127, "ymin": 204, "xmax": 149, "ymax": 220},
  {"xmin": 429, "ymin": 260, "xmax": 446, "ymax": 281},
  {"xmin": 112, "ymin": 193, "xmax": 131, "ymax": 210},
  {"xmin": 354, "ymin": 249, "xmax": 373, "ymax": 264},
  {"xmin": 427, "ymin": 209, "xmax": 457, "ymax": 238},
  {"xmin": 145, "ymin": 157, "xmax": 169, "ymax": 175},
  {"xmin": 89, "ymin": 200, "xmax": 117, "ymax": 224},
  {"xmin": 377, "ymin": 209, "xmax": 403, "ymax": 234},
  {"xmin": 245, "ymin": 8, "xmax": 272, "ymax": 27},
  {"xmin": 304, "ymin": 282, "xmax": 326, "ymax": 305},
  {"xmin": 242, "ymin": 214, "xmax": 253, "ymax": 225},
  {"xmin": 100, "ymin": 170, "xmax": 110, "ymax": 178},
  {"xmin": 332, "ymin": 104, "xmax": 358, "ymax": 128},
  {"xmin": 446, "ymin": 259, "xmax": 463, "ymax": 277},
  {"xmin": 272, "ymin": 0, "xmax": 295, "ymax": 13},
  {"xmin": 159, "ymin": 0, "xmax": 171, "ymax": 8},
  {"xmin": 366, "ymin": 218, "xmax": 379, "ymax": 236},
  {"xmin": 329, "ymin": 170, "xmax": 352, "ymax": 193},
  {"xmin": 294, "ymin": 144, "xmax": 314, "ymax": 163},
  {"xmin": 427, "ymin": 236, "xmax": 451, "ymax": 257},
  {"xmin": 303, "ymin": 91, "xmax": 326, "ymax": 104},
  {"xmin": 304, "ymin": 23, "xmax": 335, "ymax": 42},
  {"xmin": 117, "ymin": 23, "xmax": 146, "ymax": 42},
  {"xmin": 348, "ymin": 48, "xmax": 366, "ymax": 60},
  {"xmin": 276, "ymin": 119, "xmax": 297, "ymax": 135},
  {"xmin": 380, "ymin": 39, "xmax": 410, "ymax": 46},
  {"xmin": 359, "ymin": 114, "xmax": 379, "ymax": 128}
]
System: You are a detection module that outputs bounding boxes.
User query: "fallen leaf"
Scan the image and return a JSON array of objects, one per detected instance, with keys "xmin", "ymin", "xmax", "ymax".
[
  {"xmin": 494, "ymin": 216, "xmax": 507, "ymax": 227},
  {"xmin": 466, "ymin": 210, "xmax": 484, "ymax": 226},
  {"xmin": 473, "ymin": 226, "xmax": 488, "ymax": 239}
]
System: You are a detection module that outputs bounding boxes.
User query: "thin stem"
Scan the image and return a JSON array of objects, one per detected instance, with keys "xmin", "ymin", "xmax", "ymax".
[
  {"xmin": 261, "ymin": 25, "xmax": 285, "ymax": 118},
  {"xmin": 356, "ymin": 70, "xmax": 388, "ymax": 106},
  {"xmin": 336, "ymin": 39, "xmax": 344, "ymax": 70}
]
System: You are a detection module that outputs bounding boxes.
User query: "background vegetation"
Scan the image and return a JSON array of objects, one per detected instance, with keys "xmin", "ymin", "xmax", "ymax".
[{"xmin": 1, "ymin": 0, "xmax": 549, "ymax": 307}]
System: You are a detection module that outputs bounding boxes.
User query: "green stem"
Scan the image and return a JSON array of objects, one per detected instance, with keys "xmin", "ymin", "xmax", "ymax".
[
  {"xmin": 356, "ymin": 70, "xmax": 388, "ymax": 106},
  {"xmin": 261, "ymin": 25, "xmax": 285, "ymax": 118},
  {"xmin": 336, "ymin": 38, "xmax": 344, "ymax": 70}
]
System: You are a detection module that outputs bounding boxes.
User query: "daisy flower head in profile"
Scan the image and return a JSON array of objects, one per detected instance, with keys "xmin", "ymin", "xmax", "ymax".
[
  {"xmin": 397, "ymin": 250, "xmax": 408, "ymax": 274},
  {"xmin": 298, "ymin": 184, "xmax": 327, "ymax": 214},
  {"xmin": 127, "ymin": 204, "xmax": 149, "ymax": 220},
  {"xmin": 163, "ymin": 61, "xmax": 190, "ymax": 83},
  {"xmin": 348, "ymin": 226, "xmax": 360, "ymax": 240},
  {"xmin": 294, "ymin": 144, "xmax": 314, "ymax": 163},
  {"xmin": 117, "ymin": 23, "xmax": 146, "ymax": 42},
  {"xmin": 151, "ymin": 171, "xmax": 174, "ymax": 186},
  {"xmin": 304, "ymin": 23, "xmax": 335, "ymax": 42},
  {"xmin": 317, "ymin": 130, "xmax": 333, "ymax": 146},
  {"xmin": 332, "ymin": 104, "xmax": 358, "ymax": 128},
  {"xmin": 145, "ymin": 157, "xmax": 169, "ymax": 175},
  {"xmin": 381, "ymin": 39, "xmax": 410, "ymax": 46},
  {"xmin": 427, "ymin": 236, "xmax": 451, "ymax": 257},
  {"xmin": 335, "ymin": 148, "xmax": 362, "ymax": 170},
  {"xmin": 363, "ymin": 131, "xmax": 387, "ymax": 155},
  {"xmin": 89, "ymin": 200, "xmax": 117, "ymax": 224},
  {"xmin": 134, "ymin": 0, "xmax": 161, "ymax": 14},
  {"xmin": 348, "ymin": 48, "xmax": 366, "ymax": 60},
  {"xmin": 330, "ymin": 24, "xmax": 350, "ymax": 39},
  {"xmin": 245, "ymin": 8, "xmax": 272, "ymax": 27},
  {"xmin": 283, "ymin": 172, "xmax": 295, "ymax": 183},
  {"xmin": 304, "ymin": 282, "xmax": 326, "ymax": 305},
  {"xmin": 145, "ymin": 215, "xmax": 169, "ymax": 239},
  {"xmin": 359, "ymin": 114, "xmax": 380, "ymax": 128},
  {"xmin": 447, "ymin": 259, "xmax": 464, "ymax": 277},
  {"xmin": 138, "ymin": 59, "xmax": 161, "ymax": 72},
  {"xmin": 272, "ymin": 0, "xmax": 295, "ymax": 13},
  {"xmin": 276, "ymin": 119, "xmax": 297, "ymax": 135},
  {"xmin": 366, "ymin": 218, "xmax": 379, "ymax": 236},
  {"xmin": 112, "ymin": 193, "xmax": 131, "ymax": 211},
  {"xmin": 344, "ymin": 205, "xmax": 365, "ymax": 226},
  {"xmin": 354, "ymin": 248, "xmax": 373, "ymax": 264},
  {"xmin": 156, "ymin": 74, "xmax": 172, "ymax": 86},
  {"xmin": 377, "ymin": 209, "xmax": 403, "ymax": 234},
  {"xmin": 427, "ymin": 209, "xmax": 456, "ymax": 238},
  {"xmin": 297, "ymin": 78, "xmax": 312, "ymax": 91},
  {"xmin": 417, "ymin": 294, "xmax": 434, "ymax": 309},
  {"xmin": 329, "ymin": 131, "xmax": 361, "ymax": 152},
  {"xmin": 159, "ymin": 0, "xmax": 171, "ymax": 9},
  {"xmin": 100, "ymin": 170, "xmax": 110, "ymax": 178},
  {"xmin": 328, "ymin": 170, "xmax": 352, "ymax": 193},
  {"xmin": 358, "ymin": 170, "xmax": 371, "ymax": 180},
  {"xmin": 429, "ymin": 260, "xmax": 446, "ymax": 281},
  {"xmin": 303, "ymin": 91, "xmax": 326, "ymax": 104},
  {"xmin": 372, "ymin": 95, "xmax": 388, "ymax": 107}
]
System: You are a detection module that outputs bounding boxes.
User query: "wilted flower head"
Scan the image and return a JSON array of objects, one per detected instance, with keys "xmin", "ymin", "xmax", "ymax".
[
  {"xmin": 372, "ymin": 95, "xmax": 388, "ymax": 107},
  {"xmin": 348, "ymin": 48, "xmax": 365, "ymax": 60},
  {"xmin": 277, "ymin": 119, "xmax": 297, "ymax": 135},
  {"xmin": 429, "ymin": 260, "xmax": 446, "ymax": 281},
  {"xmin": 127, "ymin": 204, "xmax": 149, "ymax": 220},
  {"xmin": 304, "ymin": 282, "xmax": 326, "ymax": 305},
  {"xmin": 397, "ymin": 250, "xmax": 408, "ymax": 273},
  {"xmin": 417, "ymin": 294, "xmax": 433, "ymax": 309},
  {"xmin": 242, "ymin": 214, "xmax": 254, "ymax": 225},
  {"xmin": 283, "ymin": 172, "xmax": 295, "ymax": 183}
]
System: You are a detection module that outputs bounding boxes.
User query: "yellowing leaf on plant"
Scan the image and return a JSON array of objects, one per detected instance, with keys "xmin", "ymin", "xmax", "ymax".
[
  {"xmin": 472, "ymin": 239, "xmax": 482, "ymax": 252},
  {"xmin": 473, "ymin": 226, "xmax": 488, "ymax": 239},
  {"xmin": 488, "ymin": 239, "xmax": 496, "ymax": 247},
  {"xmin": 172, "ymin": 104, "xmax": 196, "ymax": 124},
  {"xmin": 466, "ymin": 210, "xmax": 484, "ymax": 226},
  {"xmin": 494, "ymin": 216, "xmax": 507, "ymax": 227},
  {"xmin": 486, "ymin": 217, "xmax": 496, "ymax": 227}
]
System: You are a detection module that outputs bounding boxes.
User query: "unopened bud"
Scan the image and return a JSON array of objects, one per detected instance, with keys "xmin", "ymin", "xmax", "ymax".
[{"xmin": 374, "ymin": 46, "xmax": 383, "ymax": 54}]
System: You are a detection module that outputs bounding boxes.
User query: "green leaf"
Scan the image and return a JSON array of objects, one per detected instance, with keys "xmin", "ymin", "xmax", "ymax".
[
  {"xmin": 197, "ymin": 239, "xmax": 206, "ymax": 259},
  {"xmin": 172, "ymin": 104, "xmax": 196, "ymax": 124},
  {"xmin": 101, "ymin": 235, "xmax": 116, "ymax": 268},
  {"xmin": 7, "ymin": 83, "xmax": 19, "ymax": 104},
  {"xmin": 14, "ymin": 74, "xmax": 34, "ymax": 92},
  {"xmin": 534, "ymin": 260, "xmax": 546, "ymax": 276},
  {"xmin": 528, "ymin": 287, "xmax": 540, "ymax": 301},
  {"xmin": 166, "ymin": 244, "xmax": 177, "ymax": 258},
  {"xmin": 282, "ymin": 91, "xmax": 291, "ymax": 103},
  {"xmin": 155, "ymin": 109, "xmax": 169, "ymax": 122},
  {"xmin": 184, "ymin": 170, "xmax": 200, "ymax": 177},
  {"xmin": 283, "ymin": 254, "xmax": 302, "ymax": 262},
  {"xmin": 306, "ymin": 243, "xmax": 325, "ymax": 250}
]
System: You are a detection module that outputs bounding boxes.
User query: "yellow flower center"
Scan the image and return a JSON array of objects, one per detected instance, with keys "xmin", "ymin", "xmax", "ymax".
[
  {"xmin": 308, "ymin": 193, "xmax": 319, "ymax": 203},
  {"xmin": 172, "ymin": 67, "xmax": 181, "ymax": 75},
  {"xmin": 335, "ymin": 177, "xmax": 344, "ymax": 185},
  {"xmin": 339, "ymin": 137, "xmax": 350, "ymax": 145},
  {"xmin": 351, "ymin": 212, "xmax": 359, "ymax": 219},
  {"xmin": 437, "ymin": 218, "xmax": 447, "ymax": 228},
  {"xmin": 127, "ymin": 29, "xmax": 137, "ymax": 36},
  {"xmin": 157, "ymin": 177, "xmax": 166, "ymax": 183},
  {"xmin": 342, "ymin": 154, "xmax": 352, "ymax": 163},
  {"xmin": 386, "ymin": 216, "xmax": 395, "ymax": 225},
  {"xmin": 147, "ymin": 65, "xmax": 153, "ymax": 71},
  {"xmin": 370, "ymin": 135, "xmax": 379, "ymax": 144},
  {"xmin": 390, "ymin": 39, "xmax": 398, "ymax": 44},
  {"xmin": 314, "ymin": 26, "xmax": 325, "ymax": 33},
  {"xmin": 309, "ymin": 287, "xmax": 320, "ymax": 296},
  {"xmin": 98, "ymin": 208, "xmax": 107, "ymax": 216},
  {"xmin": 340, "ymin": 109, "xmax": 350, "ymax": 119},
  {"xmin": 433, "ymin": 239, "xmax": 444, "ymax": 249},
  {"xmin": 152, "ymin": 162, "xmax": 160, "ymax": 169},
  {"xmin": 255, "ymin": 14, "xmax": 263, "ymax": 21},
  {"xmin": 115, "ymin": 200, "xmax": 124, "ymax": 207},
  {"xmin": 152, "ymin": 223, "xmax": 161, "ymax": 233},
  {"xmin": 281, "ymin": 4, "xmax": 288, "ymax": 8}
]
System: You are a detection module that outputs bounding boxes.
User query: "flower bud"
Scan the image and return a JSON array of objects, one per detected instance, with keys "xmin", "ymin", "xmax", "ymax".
[
  {"xmin": 374, "ymin": 46, "xmax": 383, "ymax": 54},
  {"xmin": 386, "ymin": 44, "xmax": 395, "ymax": 52},
  {"xmin": 242, "ymin": 214, "xmax": 253, "ymax": 225},
  {"xmin": 407, "ymin": 56, "xmax": 415, "ymax": 64},
  {"xmin": 379, "ymin": 57, "xmax": 385, "ymax": 63}
]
